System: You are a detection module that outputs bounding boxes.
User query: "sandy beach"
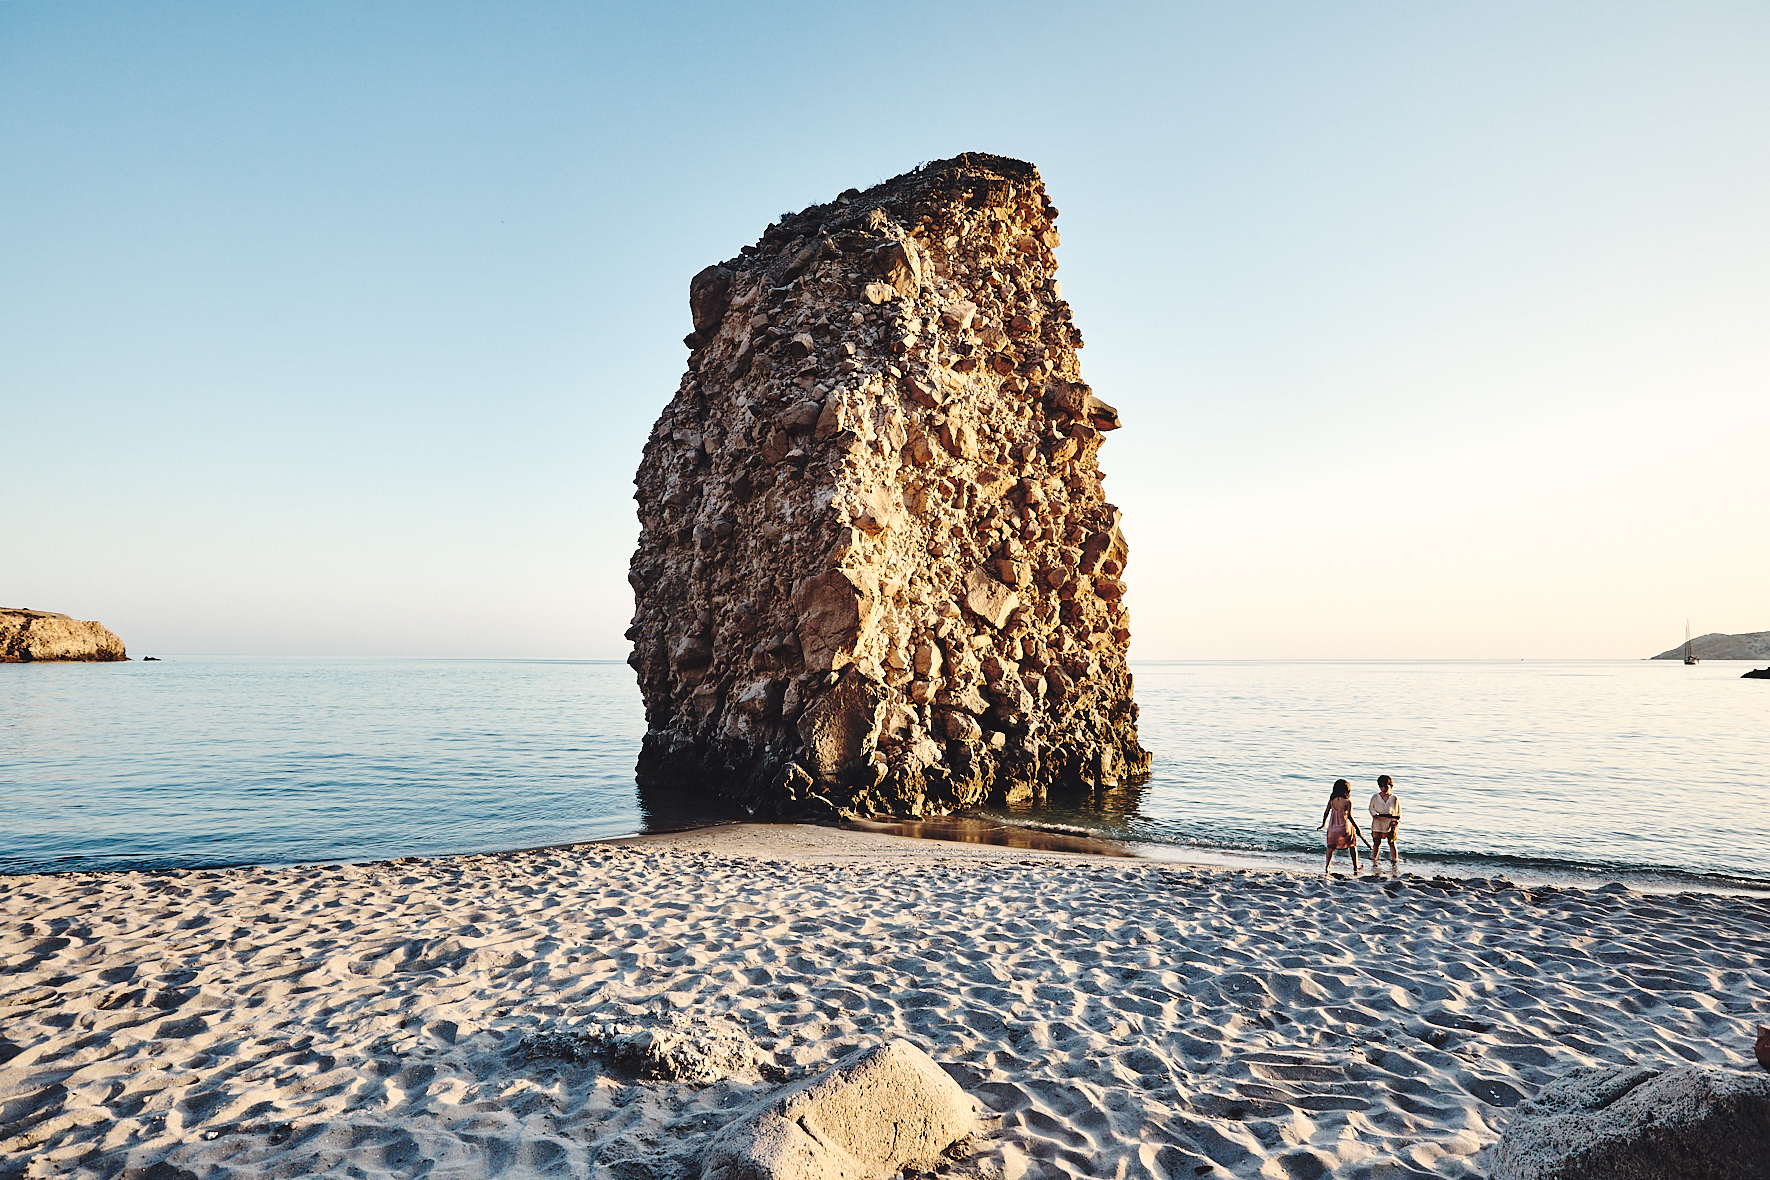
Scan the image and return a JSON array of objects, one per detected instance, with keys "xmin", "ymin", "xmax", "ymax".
[{"xmin": 2, "ymin": 825, "xmax": 1765, "ymax": 1180}]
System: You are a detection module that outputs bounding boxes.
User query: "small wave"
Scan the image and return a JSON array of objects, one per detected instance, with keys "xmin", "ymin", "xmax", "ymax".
[{"xmin": 965, "ymin": 806, "xmax": 1770, "ymax": 897}]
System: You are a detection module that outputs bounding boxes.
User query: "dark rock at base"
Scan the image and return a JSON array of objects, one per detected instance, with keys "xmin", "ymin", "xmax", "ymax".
[
  {"xmin": 1490, "ymin": 1064, "xmax": 1770, "ymax": 1180},
  {"xmin": 1741, "ymin": 666, "xmax": 1770, "ymax": 679},
  {"xmin": 0, "ymin": 608, "xmax": 128, "ymax": 662}
]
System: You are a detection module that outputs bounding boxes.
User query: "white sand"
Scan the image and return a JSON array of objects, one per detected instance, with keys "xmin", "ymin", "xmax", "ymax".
[{"xmin": 2, "ymin": 824, "xmax": 1765, "ymax": 1179}]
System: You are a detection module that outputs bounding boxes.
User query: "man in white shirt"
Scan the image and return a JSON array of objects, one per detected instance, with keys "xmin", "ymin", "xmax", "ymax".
[{"xmin": 1368, "ymin": 775, "xmax": 1401, "ymax": 866}]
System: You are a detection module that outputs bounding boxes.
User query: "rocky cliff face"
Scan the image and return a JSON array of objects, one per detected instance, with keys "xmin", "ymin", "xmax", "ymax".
[
  {"xmin": 0, "ymin": 609, "xmax": 128, "ymax": 662},
  {"xmin": 1650, "ymin": 630, "xmax": 1770, "ymax": 660},
  {"xmin": 628, "ymin": 153, "xmax": 1148, "ymax": 819}
]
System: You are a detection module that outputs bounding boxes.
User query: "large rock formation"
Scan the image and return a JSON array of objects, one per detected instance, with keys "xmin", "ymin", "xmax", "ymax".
[
  {"xmin": 628, "ymin": 154, "xmax": 1148, "ymax": 819},
  {"xmin": 1650, "ymin": 630, "xmax": 1770, "ymax": 660},
  {"xmin": 0, "ymin": 608, "xmax": 128, "ymax": 662}
]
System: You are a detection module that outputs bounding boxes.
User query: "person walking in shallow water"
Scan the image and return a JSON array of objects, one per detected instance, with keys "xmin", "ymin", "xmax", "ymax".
[
  {"xmin": 1368, "ymin": 775, "xmax": 1401, "ymax": 868},
  {"xmin": 1317, "ymin": 779, "xmax": 1361, "ymax": 874}
]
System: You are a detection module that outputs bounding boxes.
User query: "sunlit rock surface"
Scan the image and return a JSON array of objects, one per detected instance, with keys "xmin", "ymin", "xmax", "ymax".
[{"xmin": 0, "ymin": 608, "xmax": 127, "ymax": 662}]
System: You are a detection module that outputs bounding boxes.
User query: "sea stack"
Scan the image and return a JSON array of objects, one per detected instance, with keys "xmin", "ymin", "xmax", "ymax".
[
  {"xmin": 628, "ymin": 153, "xmax": 1148, "ymax": 818},
  {"xmin": 1, "ymin": 608, "xmax": 128, "ymax": 662}
]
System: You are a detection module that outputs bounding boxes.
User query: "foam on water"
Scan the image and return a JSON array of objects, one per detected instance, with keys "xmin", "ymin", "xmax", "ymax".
[{"xmin": 2, "ymin": 657, "xmax": 1765, "ymax": 892}]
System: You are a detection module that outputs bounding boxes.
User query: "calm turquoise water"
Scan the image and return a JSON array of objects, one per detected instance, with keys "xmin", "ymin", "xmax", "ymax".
[{"xmin": 2, "ymin": 658, "xmax": 1766, "ymax": 891}]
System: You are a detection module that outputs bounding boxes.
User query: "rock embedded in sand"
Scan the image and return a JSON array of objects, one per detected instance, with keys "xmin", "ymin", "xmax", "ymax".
[
  {"xmin": 521, "ymin": 1014, "xmax": 760, "ymax": 1083},
  {"xmin": 701, "ymin": 1040, "xmax": 976, "ymax": 1180},
  {"xmin": 0, "ymin": 608, "xmax": 127, "ymax": 662},
  {"xmin": 1491, "ymin": 1064, "xmax": 1770, "ymax": 1180},
  {"xmin": 628, "ymin": 153, "xmax": 1149, "ymax": 819}
]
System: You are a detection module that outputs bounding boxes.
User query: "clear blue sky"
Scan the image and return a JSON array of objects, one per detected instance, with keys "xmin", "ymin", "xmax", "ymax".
[{"xmin": 4, "ymin": 2, "xmax": 1765, "ymax": 658}]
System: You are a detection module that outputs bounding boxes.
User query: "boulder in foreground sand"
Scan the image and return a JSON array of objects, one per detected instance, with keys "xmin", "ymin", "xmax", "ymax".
[
  {"xmin": 1491, "ymin": 1064, "xmax": 1770, "ymax": 1180},
  {"xmin": 702, "ymin": 1040, "xmax": 975, "ymax": 1180},
  {"xmin": 0, "ymin": 607, "xmax": 127, "ymax": 662}
]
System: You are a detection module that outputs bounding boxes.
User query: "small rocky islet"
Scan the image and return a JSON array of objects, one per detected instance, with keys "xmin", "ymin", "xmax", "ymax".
[
  {"xmin": 0, "ymin": 607, "xmax": 127, "ymax": 662},
  {"xmin": 628, "ymin": 153, "xmax": 1149, "ymax": 821},
  {"xmin": 1650, "ymin": 629, "xmax": 1770, "ymax": 660}
]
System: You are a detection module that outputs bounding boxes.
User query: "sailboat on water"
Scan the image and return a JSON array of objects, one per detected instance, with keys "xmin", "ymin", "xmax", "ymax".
[{"xmin": 1684, "ymin": 621, "xmax": 1700, "ymax": 665}]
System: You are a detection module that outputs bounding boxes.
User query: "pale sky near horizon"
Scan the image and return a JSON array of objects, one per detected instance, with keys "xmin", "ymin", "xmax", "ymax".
[{"xmin": 4, "ymin": 2, "xmax": 1766, "ymax": 660}]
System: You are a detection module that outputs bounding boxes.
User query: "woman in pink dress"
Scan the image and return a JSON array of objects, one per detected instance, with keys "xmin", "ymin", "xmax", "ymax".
[{"xmin": 1316, "ymin": 778, "xmax": 1362, "ymax": 874}]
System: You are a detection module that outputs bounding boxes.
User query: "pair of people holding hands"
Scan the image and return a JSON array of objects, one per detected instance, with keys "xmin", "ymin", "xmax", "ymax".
[{"xmin": 1318, "ymin": 775, "xmax": 1401, "ymax": 873}]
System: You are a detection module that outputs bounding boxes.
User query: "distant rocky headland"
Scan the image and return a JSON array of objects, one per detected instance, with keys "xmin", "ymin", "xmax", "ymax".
[
  {"xmin": 628, "ymin": 153, "xmax": 1148, "ymax": 820},
  {"xmin": 0, "ymin": 608, "xmax": 129, "ymax": 662},
  {"xmin": 1649, "ymin": 630, "xmax": 1770, "ymax": 660}
]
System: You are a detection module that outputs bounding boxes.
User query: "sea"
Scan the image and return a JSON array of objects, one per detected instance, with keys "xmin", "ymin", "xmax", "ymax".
[{"xmin": 3, "ymin": 658, "xmax": 1766, "ymax": 895}]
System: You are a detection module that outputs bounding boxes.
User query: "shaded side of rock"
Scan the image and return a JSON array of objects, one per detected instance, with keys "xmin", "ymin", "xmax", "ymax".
[
  {"xmin": 1490, "ymin": 1064, "xmax": 1770, "ymax": 1180},
  {"xmin": 701, "ymin": 1040, "xmax": 976, "ymax": 1180},
  {"xmin": 627, "ymin": 152, "xmax": 1149, "ymax": 820},
  {"xmin": 0, "ymin": 608, "xmax": 128, "ymax": 662}
]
